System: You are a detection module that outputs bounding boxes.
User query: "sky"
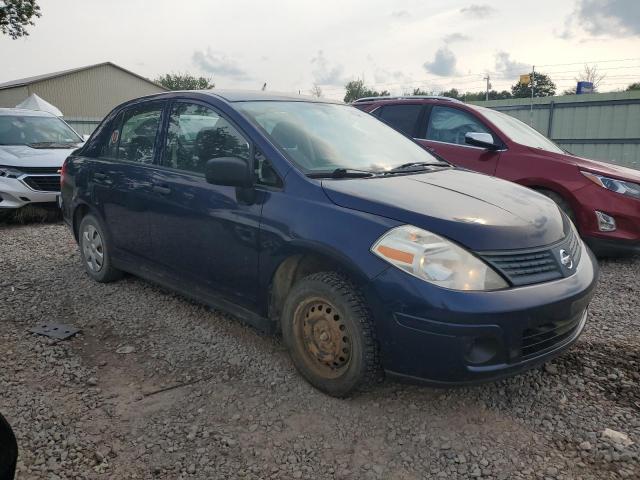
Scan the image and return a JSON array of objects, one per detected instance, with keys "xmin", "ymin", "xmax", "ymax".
[{"xmin": 1, "ymin": 0, "xmax": 639, "ymax": 99}]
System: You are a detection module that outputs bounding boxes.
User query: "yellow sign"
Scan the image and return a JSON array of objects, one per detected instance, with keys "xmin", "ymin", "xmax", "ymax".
[{"xmin": 519, "ymin": 74, "xmax": 531, "ymax": 85}]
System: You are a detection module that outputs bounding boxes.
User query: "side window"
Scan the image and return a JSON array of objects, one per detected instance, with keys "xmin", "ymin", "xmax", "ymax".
[
  {"xmin": 426, "ymin": 106, "xmax": 490, "ymax": 146},
  {"xmin": 118, "ymin": 103, "xmax": 163, "ymax": 163},
  {"xmin": 163, "ymin": 102, "xmax": 250, "ymax": 174},
  {"xmin": 99, "ymin": 113, "xmax": 123, "ymax": 159},
  {"xmin": 377, "ymin": 104, "xmax": 423, "ymax": 137}
]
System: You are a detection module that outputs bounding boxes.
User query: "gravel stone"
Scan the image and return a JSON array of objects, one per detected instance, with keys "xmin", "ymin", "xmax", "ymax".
[{"xmin": 1, "ymin": 222, "xmax": 639, "ymax": 479}]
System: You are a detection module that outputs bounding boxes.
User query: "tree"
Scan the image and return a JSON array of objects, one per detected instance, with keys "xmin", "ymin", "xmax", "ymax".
[
  {"xmin": 627, "ymin": 82, "xmax": 640, "ymax": 91},
  {"xmin": 511, "ymin": 71, "xmax": 556, "ymax": 98},
  {"xmin": 0, "ymin": 0, "xmax": 41, "ymax": 39},
  {"xmin": 343, "ymin": 79, "xmax": 389, "ymax": 103},
  {"xmin": 440, "ymin": 88, "xmax": 461, "ymax": 99},
  {"xmin": 411, "ymin": 87, "xmax": 433, "ymax": 96},
  {"xmin": 155, "ymin": 73, "xmax": 214, "ymax": 90},
  {"xmin": 576, "ymin": 64, "xmax": 606, "ymax": 92},
  {"xmin": 310, "ymin": 84, "xmax": 323, "ymax": 98}
]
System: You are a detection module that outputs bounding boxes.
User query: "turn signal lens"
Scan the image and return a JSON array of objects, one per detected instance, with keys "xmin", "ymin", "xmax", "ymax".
[{"xmin": 371, "ymin": 225, "xmax": 508, "ymax": 291}]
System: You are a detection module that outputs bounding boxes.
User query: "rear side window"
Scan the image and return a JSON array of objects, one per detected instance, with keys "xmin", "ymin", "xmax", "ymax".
[
  {"xmin": 377, "ymin": 104, "xmax": 423, "ymax": 137},
  {"xmin": 99, "ymin": 113, "xmax": 123, "ymax": 159},
  {"xmin": 163, "ymin": 102, "xmax": 250, "ymax": 174},
  {"xmin": 117, "ymin": 103, "xmax": 163, "ymax": 163},
  {"xmin": 426, "ymin": 106, "xmax": 490, "ymax": 145}
]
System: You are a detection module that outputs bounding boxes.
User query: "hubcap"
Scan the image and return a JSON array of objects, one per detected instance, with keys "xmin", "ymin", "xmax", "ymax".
[
  {"xmin": 293, "ymin": 298, "xmax": 351, "ymax": 378},
  {"xmin": 81, "ymin": 224, "xmax": 104, "ymax": 272}
]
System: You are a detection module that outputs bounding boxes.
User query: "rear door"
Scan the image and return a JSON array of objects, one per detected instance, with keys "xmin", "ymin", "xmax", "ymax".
[
  {"xmin": 416, "ymin": 105, "xmax": 501, "ymax": 175},
  {"xmin": 90, "ymin": 101, "xmax": 164, "ymax": 259},
  {"xmin": 147, "ymin": 100, "xmax": 264, "ymax": 309}
]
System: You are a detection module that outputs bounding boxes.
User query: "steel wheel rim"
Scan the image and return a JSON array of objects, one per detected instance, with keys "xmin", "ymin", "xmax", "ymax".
[
  {"xmin": 292, "ymin": 297, "xmax": 352, "ymax": 379},
  {"xmin": 81, "ymin": 224, "xmax": 104, "ymax": 272}
]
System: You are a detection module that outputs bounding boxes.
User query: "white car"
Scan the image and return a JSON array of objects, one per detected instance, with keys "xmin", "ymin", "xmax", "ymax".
[{"xmin": 0, "ymin": 108, "xmax": 84, "ymax": 210}]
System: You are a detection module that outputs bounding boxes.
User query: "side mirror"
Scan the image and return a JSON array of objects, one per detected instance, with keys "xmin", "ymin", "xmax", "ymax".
[
  {"xmin": 465, "ymin": 132, "xmax": 499, "ymax": 150},
  {"xmin": 205, "ymin": 157, "xmax": 253, "ymax": 188}
]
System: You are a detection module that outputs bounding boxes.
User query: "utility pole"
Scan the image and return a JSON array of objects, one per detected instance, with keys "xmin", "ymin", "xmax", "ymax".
[
  {"xmin": 483, "ymin": 75, "xmax": 491, "ymax": 101},
  {"xmin": 530, "ymin": 65, "xmax": 535, "ymax": 126}
]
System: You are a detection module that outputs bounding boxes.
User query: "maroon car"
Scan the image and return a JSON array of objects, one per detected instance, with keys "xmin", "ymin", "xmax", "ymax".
[{"xmin": 354, "ymin": 96, "xmax": 640, "ymax": 256}]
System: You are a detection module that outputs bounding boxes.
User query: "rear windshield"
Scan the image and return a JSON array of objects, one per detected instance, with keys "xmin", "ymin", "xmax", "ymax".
[{"xmin": 0, "ymin": 114, "xmax": 82, "ymax": 146}]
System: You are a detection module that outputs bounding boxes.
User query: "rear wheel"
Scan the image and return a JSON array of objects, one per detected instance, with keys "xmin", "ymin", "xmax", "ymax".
[
  {"xmin": 281, "ymin": 272, "xmax": 381, "ymax": 397},
  {"xmin": 78, "ymin": 214, "xmax": 123, "ymax": 283}
]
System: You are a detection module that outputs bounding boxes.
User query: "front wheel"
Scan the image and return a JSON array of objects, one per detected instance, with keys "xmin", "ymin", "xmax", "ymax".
[
  {"xmin": 78, "ymin": 214, "xmax": 123, "ymax": 283},
  {"xmin": 281, "ymin": 272, "xmax": 381, "ymax": 397}
]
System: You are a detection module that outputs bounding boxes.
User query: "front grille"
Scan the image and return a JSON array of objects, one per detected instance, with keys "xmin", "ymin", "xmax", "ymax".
[
  {"xmin": 23, "ymin": 175, "xmax": 61, "ymax": 192},
  {"xmin": 479, "ymin": 227, "xmax": 581, "ymax": 287},
  {"xmin": 521, "ymin": 310, "xmax": 585, "ymax": 357}
]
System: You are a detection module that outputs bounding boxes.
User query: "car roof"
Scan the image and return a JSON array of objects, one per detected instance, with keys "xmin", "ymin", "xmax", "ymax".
[
  {"xmin": 0, "ymin": 107, "xmax": 57, "ymax": 117},
  {"xmin": 353, "ymin": 95, "xmax": 464, "ymax": 106},
  {"xmin": 135, "ymin": 89, "xmax": 343, "ymax": 105}
]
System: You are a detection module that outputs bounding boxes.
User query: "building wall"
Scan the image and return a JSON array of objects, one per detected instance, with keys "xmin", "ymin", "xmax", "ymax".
[
  {"xmin": 0, "ymin": 85, "xmax": 29, "ymax": 108},
  {"xmin": 0, "ymin": 64, "xmax": 166, "ymax": 135},
  {"xmin": 471, "ymin": 90, "xmax": 640, "ymax": 170}
]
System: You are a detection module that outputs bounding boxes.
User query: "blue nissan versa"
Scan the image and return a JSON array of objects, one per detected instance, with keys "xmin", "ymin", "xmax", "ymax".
[{"xmin": 61, "ymin": 91, "xmax": 598, "ymax": 397}]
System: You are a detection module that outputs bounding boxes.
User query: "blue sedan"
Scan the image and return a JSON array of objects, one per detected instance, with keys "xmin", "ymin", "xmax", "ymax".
[{"xmin": 60, "ymin": 90, "xmax": 598, "ymax": 397}]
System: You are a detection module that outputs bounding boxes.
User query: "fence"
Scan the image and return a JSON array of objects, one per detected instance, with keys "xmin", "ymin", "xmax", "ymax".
[
  {"xmin": 471, "ymin": 90, "xmax": 640, "ymax": 170},
  {"xmin": 66, "ymin": 117, "xmax": 102, "ymax": 136}
]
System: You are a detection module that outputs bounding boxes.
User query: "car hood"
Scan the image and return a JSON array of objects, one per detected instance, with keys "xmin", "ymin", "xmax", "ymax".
[
  {"xmin": 321, "ymin": 169, "xmax": 565, "ymax": 251},
  {"xmin": 0, "ymin": 145, "xmax": 80, "ymax": 168},
  {"xmin": 563, "ymin": 153, "xmax": 640, "ymax": 183}
]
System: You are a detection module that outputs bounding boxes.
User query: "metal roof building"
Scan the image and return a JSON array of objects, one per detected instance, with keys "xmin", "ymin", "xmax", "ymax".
[{"xmin": 0, "ymin": 62, "xmax": 168, "ymax": 134}]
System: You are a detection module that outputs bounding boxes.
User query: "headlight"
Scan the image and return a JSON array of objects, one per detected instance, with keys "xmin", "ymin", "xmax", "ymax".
[
  {"xmin": 371, "ymin": 225, "xmax": 508, "ymax": 291},
  {"xmin": 582, "ymin": 171, "xmax": 640, "ymax": 200},
  {"xmin": 0, "ymin": 166, "xmax": 24, "ymax": 179}
]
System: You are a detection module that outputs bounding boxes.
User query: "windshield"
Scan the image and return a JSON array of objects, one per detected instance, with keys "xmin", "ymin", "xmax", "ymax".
[
  {"xmin": 0, "ymin": 114, "xmax": 82, "ymax": 146},
  {"xmin": 471, "ymin": 106, "xmax": 564, "ymax": 154},
  {"xmin": 236, "ymin": 101, "xmax": 443, "ymax": 173}
]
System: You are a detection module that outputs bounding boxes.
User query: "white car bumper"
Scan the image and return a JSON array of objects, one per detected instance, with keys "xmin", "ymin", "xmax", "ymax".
[{"xmin": 0, "ymin": 175, "xmax": 60, "ymax": 209}]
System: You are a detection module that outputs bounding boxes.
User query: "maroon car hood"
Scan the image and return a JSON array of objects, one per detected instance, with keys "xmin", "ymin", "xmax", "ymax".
[{"xmin": 554, "ymin": 150, "xmax": 640, "ymax": 183}]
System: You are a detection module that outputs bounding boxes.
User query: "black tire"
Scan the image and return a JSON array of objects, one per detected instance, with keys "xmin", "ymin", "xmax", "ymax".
[
  {"xmin": 78, "ymin": 213, "xmax": 123, "ymax": 283},
  {"xmin": 539, "ymin": 189, "xmax": 576, "ymax": 223},
  {"xmin": 281, "ymin": 272, "xmax": 381, "ymax": 397}
]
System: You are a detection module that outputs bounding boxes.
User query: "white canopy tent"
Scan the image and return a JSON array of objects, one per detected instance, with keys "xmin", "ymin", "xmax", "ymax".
[{"xmin": 15, "ymin": 93, "xmax": 63, "ymax": 117}]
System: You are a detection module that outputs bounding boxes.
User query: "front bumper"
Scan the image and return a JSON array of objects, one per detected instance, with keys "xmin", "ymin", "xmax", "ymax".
[
  {"xmin": 0, "ymin": 175, "xmax": 60, "ymax": 209},
  {"xmin": 364, "ymin": 242, "xmax": 599, "ymax": 385},
  {"xmin": 573, "ymin": 183, "xmax": 640, "ymax": 256}
]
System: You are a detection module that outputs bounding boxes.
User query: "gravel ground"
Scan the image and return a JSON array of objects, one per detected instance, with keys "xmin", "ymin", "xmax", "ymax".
[{"xmin": 1, "ymin": 222, "xmax": 639, "ymax": 480}]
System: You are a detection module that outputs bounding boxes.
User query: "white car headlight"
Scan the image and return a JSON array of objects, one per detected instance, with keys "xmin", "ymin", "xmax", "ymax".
[
  {"xmin": 582, "ymin": 171, "xmax": 640, "ymax": 200},
  {"xmin": 0, "ymin": 166, "xmax": 24, "ymax": 179},
  {"xmin": 371, "ymin": 225, "xmax": 508, "ymax": 291}
]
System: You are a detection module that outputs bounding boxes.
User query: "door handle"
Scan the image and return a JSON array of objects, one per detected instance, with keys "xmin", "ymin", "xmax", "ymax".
[{"xmin": 152, "ymin": 184, "xmax": 171, "ymax": 195}]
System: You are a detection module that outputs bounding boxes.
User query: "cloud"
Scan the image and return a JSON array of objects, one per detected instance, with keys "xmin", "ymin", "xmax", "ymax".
[
  {"xmin": 571, "ymin": 0, "xmax": 640, "ymax": 37},
  {"xmin": 310, "ymin": 50, "xmax": 346, "ymax": 86},
  {"xmin": 192, "ymin": 48, "xmax": 249, "ymax": 80},
  {"xmin": 443, "ymin": 32, "xmax": 471, "ymax": 43},
  {"xmin": 460, "ymin": 4, "xmax": 496, "ymax": 18},
  {"xmin": 494, "ymin": 51, "xmax": 530, "ymax": 78},
  {"xmin": 390, "ymin": 10, "xmax": 411, "ymax": 19},
  {"xmin": 423, "ymin": 47, "xmax": 458, "ymax": 76}
]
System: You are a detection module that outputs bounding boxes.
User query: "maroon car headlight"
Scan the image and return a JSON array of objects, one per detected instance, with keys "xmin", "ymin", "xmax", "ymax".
[{"xmin": 582, "ymin": 171, "xmax": 640, "ymax": 201}]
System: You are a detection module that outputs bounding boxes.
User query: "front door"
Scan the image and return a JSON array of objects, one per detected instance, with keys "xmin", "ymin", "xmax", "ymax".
[
  {"xmin": 416, "ymin": 105, "xmax": 501, "ymax": 175},
  {"xmin": 147, "ymin": 100, "xmax": 263, "ymax": 309}
]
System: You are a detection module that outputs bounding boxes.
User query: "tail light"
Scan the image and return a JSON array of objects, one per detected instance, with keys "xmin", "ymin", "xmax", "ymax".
[{"xmin": 59, "ymin": 159, "xmax": 68, "ymax": 188}]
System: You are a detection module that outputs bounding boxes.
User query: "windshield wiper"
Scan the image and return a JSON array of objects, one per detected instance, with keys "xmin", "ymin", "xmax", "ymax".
[
  {"xmin": 28, "ymin": 141, "xmax": 79, "ymax": 149},
  {"xmin": 385, "ymin": 162, "xmax": 449, "ymax": 174},
  {"xmin": 307, "ymin": 168, "xmax": 375, "ymax": 179}
]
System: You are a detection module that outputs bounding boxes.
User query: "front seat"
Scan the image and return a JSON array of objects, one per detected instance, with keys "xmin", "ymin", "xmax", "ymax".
[{"xmin": 270, "ymin": 121, "xmax": 315, "ymax": 168}]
